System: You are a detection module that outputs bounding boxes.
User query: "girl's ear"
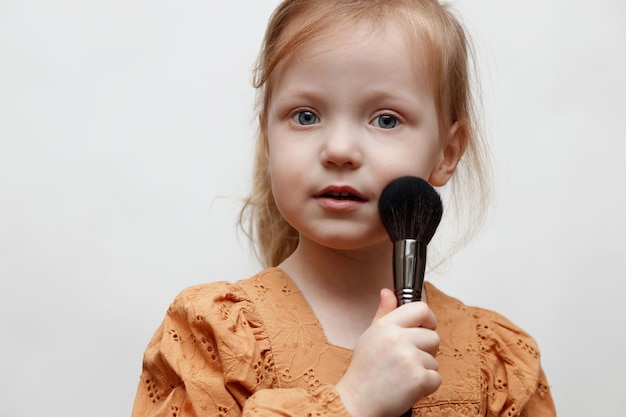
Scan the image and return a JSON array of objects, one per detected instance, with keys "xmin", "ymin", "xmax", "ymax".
[{"xmin": 429, "ymin": 121, "xmax": 467, "ymax": 186}]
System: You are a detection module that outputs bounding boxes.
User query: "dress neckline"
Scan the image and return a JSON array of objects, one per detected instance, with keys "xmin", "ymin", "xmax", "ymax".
[
  {"xmin": 268, "ymin": 267, "xmax": 355, "ymax": 352},
  {"xmin": 267, "ymin": 267, "xmax": 435, "ymax": 351}
]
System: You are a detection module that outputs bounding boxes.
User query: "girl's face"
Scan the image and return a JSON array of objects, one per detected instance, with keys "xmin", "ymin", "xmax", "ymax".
[{"xmin": 264, "ymin": 22, "xmax": 462, "ymax": 254}]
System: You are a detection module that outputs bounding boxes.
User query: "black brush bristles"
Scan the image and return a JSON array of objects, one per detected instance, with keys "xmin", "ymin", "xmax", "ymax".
[{"xmin": 378, "ymin": 176, "xmax": 443, "ymax": 243}]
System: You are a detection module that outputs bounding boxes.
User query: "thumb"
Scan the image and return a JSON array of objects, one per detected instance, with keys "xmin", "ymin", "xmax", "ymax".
[{"xmin": 372, "ymin": 288, "xmax": 397, "ymax": 322}]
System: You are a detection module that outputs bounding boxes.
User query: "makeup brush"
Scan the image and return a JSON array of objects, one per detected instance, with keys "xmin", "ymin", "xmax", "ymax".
[{"xmin": 378, "ymin": 176, "xmax": 443, "ymax": 306}]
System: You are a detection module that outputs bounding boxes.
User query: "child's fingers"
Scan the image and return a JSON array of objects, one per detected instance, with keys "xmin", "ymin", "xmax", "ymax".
[
  {"xmin": 376, "ymin": 299, "xmax": 437, "ymax": 331},
  {"xmin": 410, "ymin": 366, "xmax": 442, "ymax": 399},
  {"xmin": 371, "ymin": 288, "xmax": 398, "ymax": 322},
  {"xmin": 405, "ymin": 328, "xmax": 440, "ymax": 357},
  {"xmin": 419, "ymin": 351, "xmax": 440, "ymax": 372},
  {"xmin": 371, "ymin": 287, "xmax": 440, "ymax": 363}
]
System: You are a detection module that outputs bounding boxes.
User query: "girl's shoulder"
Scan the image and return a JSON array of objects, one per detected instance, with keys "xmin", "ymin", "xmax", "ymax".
[
  {"xmin": 423, "ymin": 282, "xmax": 555, "ymax": 416},
  {"xmin": 425, "ymin": 281, "xmax": 540, "ymax": 355},
  {"xmin": 166, "ymin": 267, "xmax": 300, "ymax": 324},
  {"xmin": 157, "ymin": 269, "xmax": 285, "ymax": 366}
]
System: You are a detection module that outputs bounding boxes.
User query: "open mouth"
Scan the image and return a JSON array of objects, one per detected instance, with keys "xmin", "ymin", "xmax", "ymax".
[{"xmin": 317, "ymin": 190, "xmax": 366, "ymax": 202}]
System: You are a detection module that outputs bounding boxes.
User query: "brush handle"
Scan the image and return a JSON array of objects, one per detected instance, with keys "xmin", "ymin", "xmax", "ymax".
[
  {"xmin": 392, "ymin": 239, "xmax": 427, "ymax": 305},
  {"xmin": 393, "ymin": 239, "xmax": 427, "ymax": 417}
]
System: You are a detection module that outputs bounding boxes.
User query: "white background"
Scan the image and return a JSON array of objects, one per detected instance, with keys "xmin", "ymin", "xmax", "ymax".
[{"xmin": 1, "ymin": 1, "xmax": 625, "ymax": 416}]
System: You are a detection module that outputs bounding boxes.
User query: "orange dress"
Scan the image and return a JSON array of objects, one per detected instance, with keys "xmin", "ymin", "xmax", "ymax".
[{"xmin": 133, "ymin": 268, "xmax": 556, "ymax": 416}]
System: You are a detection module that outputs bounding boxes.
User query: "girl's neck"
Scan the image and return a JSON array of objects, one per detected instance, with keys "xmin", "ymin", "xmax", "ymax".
[
  {"xmin": 278, "ymin": 238, "xmax": 394, "ymax": 348},
  {"xmin": 280, "ymin": 237, "xmax": 393, "ymax": 298}
]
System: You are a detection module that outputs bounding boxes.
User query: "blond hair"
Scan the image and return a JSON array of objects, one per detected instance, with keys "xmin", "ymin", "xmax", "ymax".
[{"xmin": 239, "ymin": 0, "xmax": 491, "ymax": 267}]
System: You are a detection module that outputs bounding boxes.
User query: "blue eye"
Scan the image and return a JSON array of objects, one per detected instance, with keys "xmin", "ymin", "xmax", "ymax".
[
  {"xmin": 293, "ymin": 110, "xmax": 319, "ymax": 125},
  {"xmin": 373, "ymin": 114, "xmax": 398, "ymax": 129}
]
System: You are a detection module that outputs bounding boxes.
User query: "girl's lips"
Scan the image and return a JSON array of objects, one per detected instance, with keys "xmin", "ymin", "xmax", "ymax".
[
  {"xmin": 314, "ymin": 186, "xmax": 367, "ymax": 212},
  {"xmin": 314, "ymin": 186, "xmax": 367, "ymax": 201}
]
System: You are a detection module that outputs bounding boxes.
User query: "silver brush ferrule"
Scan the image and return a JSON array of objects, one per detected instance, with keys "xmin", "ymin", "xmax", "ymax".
[{"xmin": 393, "ymin": 239, "xmax": 427, "ymax": 306}]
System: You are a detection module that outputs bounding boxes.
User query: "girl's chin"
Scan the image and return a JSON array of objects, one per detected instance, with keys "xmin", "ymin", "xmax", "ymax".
[{"xmin": 300, "ymin": 233, "xmax": 390, "ymax": 253}]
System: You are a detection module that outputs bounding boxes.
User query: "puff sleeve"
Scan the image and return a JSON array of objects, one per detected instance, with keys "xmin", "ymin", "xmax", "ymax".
[
  {"xmin": 474, "ymin": 307, "xmax": 556, "ymax": 417},
  {"xmin": 132, "ymin": 281, "xmax": 350, "ymax": 417}
]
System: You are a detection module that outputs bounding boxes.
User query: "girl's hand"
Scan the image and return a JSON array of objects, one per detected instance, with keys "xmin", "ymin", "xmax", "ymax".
[{"xmin": 335, "ymin": 289, "xmax": 441, "ymax": 417}]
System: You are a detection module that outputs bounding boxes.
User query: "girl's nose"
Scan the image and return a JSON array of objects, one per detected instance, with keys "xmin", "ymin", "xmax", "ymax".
[{"xmin": 319, "ymin": 124, "xmax": 363, "ymax": 169}]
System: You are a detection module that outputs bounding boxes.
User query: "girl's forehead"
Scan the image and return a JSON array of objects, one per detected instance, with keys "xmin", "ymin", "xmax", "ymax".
[
  {"xmin": 264, "ymin": 25, "xmax": 437, "ymax": 113},
  {"xmin": 281, "ymin": 20, "xmax": 419, "ymax": 66},
  {"xmin": 270, "ymin": 20, "xmax": 432, "ymax": 86}
]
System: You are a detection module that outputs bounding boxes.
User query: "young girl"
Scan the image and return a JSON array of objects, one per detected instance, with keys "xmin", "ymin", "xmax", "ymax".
[{"xmin": 133, "ymin": 1, "xmax": 556, "ymax": 416}]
